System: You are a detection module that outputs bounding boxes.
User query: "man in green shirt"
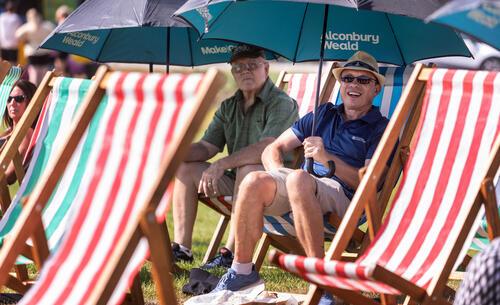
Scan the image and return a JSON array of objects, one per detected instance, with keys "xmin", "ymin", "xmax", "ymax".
[{"xmin": 172, "ymin": 44, "xmax": 299, "ymax": 267}]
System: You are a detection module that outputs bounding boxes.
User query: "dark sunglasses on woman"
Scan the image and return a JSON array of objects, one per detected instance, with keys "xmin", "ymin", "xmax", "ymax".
[{"xmin": 7, "ymin": 95, "xmax": 27, "ymax": 103}]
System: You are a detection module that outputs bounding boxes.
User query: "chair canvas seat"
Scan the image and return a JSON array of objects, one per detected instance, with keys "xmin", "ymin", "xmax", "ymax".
[{"xmin": 272, "ymin": 67, "xmax": 500, "ymax": 305}]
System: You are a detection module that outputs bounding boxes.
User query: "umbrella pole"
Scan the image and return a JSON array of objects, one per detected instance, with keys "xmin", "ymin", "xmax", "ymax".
[
  {"xmin": 306, "ymin": 4, "xmax": 330, "ymax": 175},
  {"xmin": 166, "ymin": 27, "xmax": 171, "ymax": 74},
  {"xmin": 149, "ymin": 64, "xmax": 153, "ymax": 73}
]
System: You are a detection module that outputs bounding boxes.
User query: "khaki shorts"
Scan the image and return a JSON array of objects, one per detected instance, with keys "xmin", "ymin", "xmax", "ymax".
[
  {"xmin": 264, "ymin": 168, "xmax": 351, "ymax": 217},
  {"xmin": 212, "ymin": 171, "xmax": 236, "ymax": 196}
]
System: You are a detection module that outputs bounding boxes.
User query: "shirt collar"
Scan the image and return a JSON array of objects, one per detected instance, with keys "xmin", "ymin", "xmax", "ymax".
[
  {"xmin": 337, "ymin": 104, "xmax": 383, "ymax": 124},
  {"xmin": 235, "ymin": 77, "xmax": 274, "ymax": 103}
]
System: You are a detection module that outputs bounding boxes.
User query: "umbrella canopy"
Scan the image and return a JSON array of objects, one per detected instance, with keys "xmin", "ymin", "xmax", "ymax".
[
  {"xmin": 176, "ymin": 0, "xmax": 472, "ymax": 176},
  {"xmin": 40, "ymin": 0, "xmax": 276, "ymax": 69},
  {"xmin": 427, "ymin": 0, "xmax": 500, "ymax": 50},
  {"xmin": 176, "ymin": 0, "xmax": 471, "ymax": 66}
]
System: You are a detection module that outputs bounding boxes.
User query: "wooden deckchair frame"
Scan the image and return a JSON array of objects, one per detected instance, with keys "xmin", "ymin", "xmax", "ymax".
[
  {"xmin": 296, "ymin": 64, "xmax": 500, "ymax": 305},
  {"xmin": 200, "ymin": 63, "xmax": 337, "ymax": 264},
  {"xmin": 0, "ymin": 61, "xmax": 11, "ymax": 84},
  {"xmin": 0, "ymin": 66, "xmax": 225, "ymax": 304},
  {"xmin": 0, "ymin": 66, "xmax": 52, "ymax": 293}
]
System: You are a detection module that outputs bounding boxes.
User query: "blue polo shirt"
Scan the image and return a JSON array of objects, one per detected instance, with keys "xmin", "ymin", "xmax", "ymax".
[{"xmin": 291, "ymin": 103, "xmax": 389, "ymax": 199}]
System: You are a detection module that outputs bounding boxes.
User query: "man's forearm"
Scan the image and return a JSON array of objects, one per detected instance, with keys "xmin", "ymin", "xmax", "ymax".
[
  {"xmin": 183, "ymin": 142, "xmax": 213, "ymax": 162},
  {"xmin": 216, "ymin": 137, "xmax": 275, "ymax": 170},
  {"xmin": 262, "ymin": 142, "xmax": 285, "ymax": 171},
  {"xmin": 320, "ymin": 153, "xmax": 360, "ymax": 189}
]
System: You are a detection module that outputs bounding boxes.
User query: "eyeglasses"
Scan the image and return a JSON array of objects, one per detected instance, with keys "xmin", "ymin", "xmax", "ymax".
[
  {"xmin": 231, "ymin": 62, "xmax": 264, "ymax": 74},
  {"xmin": 7, "ymin": 95, "xmax": 27, "ymax": 104},
  {"xmin": 341, "ymin": 75, "xmax": 378, "ymax": 85}
]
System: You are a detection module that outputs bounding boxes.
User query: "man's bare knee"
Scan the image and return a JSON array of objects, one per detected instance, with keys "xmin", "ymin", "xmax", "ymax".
[
  {"xmin": 286, "ymin": 170, "xmax": 315, "ymax": 203},
  {"xmin": 238, "ymin": 171, "xmax": 276, "ymax": 203}
]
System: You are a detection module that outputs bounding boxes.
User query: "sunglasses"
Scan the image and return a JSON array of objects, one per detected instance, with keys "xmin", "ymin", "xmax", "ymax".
[
  {"xmin": 341, "ymin": 75, "xmax": 378, "ymax": 85},
  {"xmin": 7, "ymin": 95, "xmax": 27, "ymax": 103},
  {"xmin": 231, "ymin": 62, "xmax": 264, "ymax": 74}
]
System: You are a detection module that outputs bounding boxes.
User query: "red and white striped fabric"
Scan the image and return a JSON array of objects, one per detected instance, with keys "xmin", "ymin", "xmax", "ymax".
[
  {"xmin": 198, "ymin": 195, "xmax": 233, "ymax": 216},
  {"xmin": 19, "ymin": 71, "xmax": 205, "ymax": 305},
  {"xmin": 286, "ymin": 73, "xmax": 318, "ymax": 117},
  {"xmin": 274, "ymin": 69, "xmax": 500, "ymax": 295}
]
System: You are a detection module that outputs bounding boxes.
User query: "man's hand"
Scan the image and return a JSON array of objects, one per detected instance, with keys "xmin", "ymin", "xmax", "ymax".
[
  {"xmin": 303, "ymin": 136, "xmax": 329, "ymax": 165},
  {"xmin": 198, "ymin": 161, "xmax": 225, "ymax": 196}
]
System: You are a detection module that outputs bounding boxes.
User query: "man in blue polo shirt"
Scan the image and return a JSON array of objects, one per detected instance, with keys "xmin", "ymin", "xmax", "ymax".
[{"xmin": 211, "ymin": 51, "xmax": 388, "ymax": 304}]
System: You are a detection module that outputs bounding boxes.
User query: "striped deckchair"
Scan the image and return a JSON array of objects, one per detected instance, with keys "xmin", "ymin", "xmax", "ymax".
[
  {"xmin": 0, "ymin": 73, "xmax": 93, "ymax": 292},
  {"xmin": 0, "ymin": 66, "xmax": 224, "ymax": 305},
  {"xmin": 198, "ymin": 63, "xmax": 337, "ymax": 264},
  {"xmin": 271, "ymin": 65, "xmax": 500, "ymax": 305},
  {"xmin": 254, "ymin": 65, "xmax": 418, "ymax": 269},
  {"xmin": 0, "ymin": 61, "xmax": 22, "ymax": 115}
]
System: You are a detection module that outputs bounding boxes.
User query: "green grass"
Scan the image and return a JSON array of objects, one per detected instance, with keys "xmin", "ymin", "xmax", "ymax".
[{"xmin": 144, "ymin": 204, "xmax": 309, "ymax": 304}]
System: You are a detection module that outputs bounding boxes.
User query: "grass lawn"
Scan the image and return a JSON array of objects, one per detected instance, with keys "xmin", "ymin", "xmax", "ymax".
[{"xmin": 135, "ymin": 205, "xmax": 307, "ymax": 304}]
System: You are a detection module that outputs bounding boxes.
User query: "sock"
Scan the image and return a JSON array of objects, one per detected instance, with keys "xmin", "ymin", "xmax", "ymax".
[
  {"xmin": 231, "ymin": 261, "xmax": 253, "ymax": 275},
  {"xmin": 178, "ymin": 244, "xmax": 192, "ymax": 256}
]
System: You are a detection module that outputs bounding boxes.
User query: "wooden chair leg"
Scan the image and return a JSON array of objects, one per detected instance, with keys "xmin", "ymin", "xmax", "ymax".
[
  {"xmin": 381, "ymin": 294, "xmax": 398, "ymax": 305},
  {"xmin": 139, "ymin": 212, "xmax": 177, "ymax": 305},
  {"xmin": 128, "ymin": 273, "xmax": 145, "ymax": 305},
  {"xmin": 12, "ymin": 150, "xmax": 25, "ymax": 183},
  {"xmin": 0, "ymin": 177, "xmax": 11, "ymax": 212},
  {"xmin": 30, "ymin": 212, "xmax": 49, "ymax": 269},
  {"xmin": 6, "ymin": 273, "xmax": 29, "ymax": 293},
  {"xmin": 253, "ymin": 233, "xmax": 272, "ymax": 272},
  {"xmin": 202, "ymin": 215, "xmax": 229, "ymax": 264},
  {"xmin": 14, "ymin": 264, "xmax": 29, "ymax": 282},
  {"xmin": 481, "ymin": 178, "xmax": 500, "ymax": 240}
]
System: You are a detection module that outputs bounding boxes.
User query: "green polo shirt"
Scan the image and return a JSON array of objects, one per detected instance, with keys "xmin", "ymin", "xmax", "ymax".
[{"xmin": 202, "ymin": 77, "xmax": 298, "ymax": 157}]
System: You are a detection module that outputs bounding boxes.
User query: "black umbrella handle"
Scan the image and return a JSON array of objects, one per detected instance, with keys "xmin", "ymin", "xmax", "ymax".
[
  {"xmin": 306, "ymin": 159, "xmax": 336, "ymax": 178},
  {"xmin": 306, "ymin": 157, "xmax": 314, "ymax": 174}
]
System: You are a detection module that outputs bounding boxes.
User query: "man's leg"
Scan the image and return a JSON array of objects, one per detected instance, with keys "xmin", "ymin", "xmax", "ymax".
[
  {"xmin": 225, "ymin": 164, "xmax": 265, "ymax": 251},
  {"xmin": 286, "ymin": 170, "xmax": 347, "ymax": 305},
  {"xmin": 233, "ymin": 171, "xmax": 276, "ymax": 263},
  {"xmin": 203, "ymin": 165, "xmax": 265, "ymax": 269},
  {"xmin": 212, "ymin": 171, "xmax": 278, "ymax": 292},
  {"xmin": 172, "ymin": 161, "xmax": 210, "ymax": 250},
  {"xmin": 286, "ymin": 169, "xmax": 326, "ymax": 258}
]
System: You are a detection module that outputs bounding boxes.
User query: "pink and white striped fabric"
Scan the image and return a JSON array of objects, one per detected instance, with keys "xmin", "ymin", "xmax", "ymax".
[
  {"xmin": 274, "ymin": 68, "xmax": 500, "ymax": 295},
  {"xmin": 19, "ymin": 71, "xmax": 205, "ymax": 305},
  {"xmin": 286, "ymin": 73, "xmax": 318, "ymax": 117}
]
